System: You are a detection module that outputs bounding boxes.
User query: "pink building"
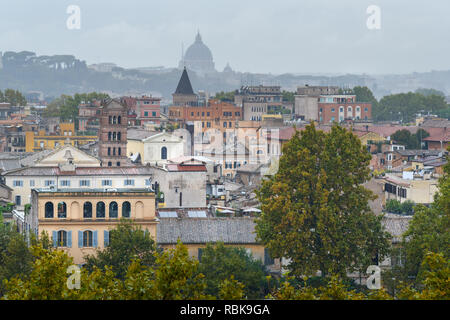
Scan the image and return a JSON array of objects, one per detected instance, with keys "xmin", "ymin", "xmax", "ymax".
[{"xmin": 121, "ymin": 96, "xmax": 162, "ymax": 125}]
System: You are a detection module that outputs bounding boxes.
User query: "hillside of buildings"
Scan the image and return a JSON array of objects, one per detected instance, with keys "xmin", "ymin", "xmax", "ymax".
[{"xmin": 1, "ymin": 51, "xmax": 450, "ymax": 102}]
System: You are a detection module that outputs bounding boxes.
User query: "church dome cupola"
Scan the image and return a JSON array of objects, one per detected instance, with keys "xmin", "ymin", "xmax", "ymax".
[{"xmin": 179, "ymin": 31, "xmax": 216, "ymax": 76}]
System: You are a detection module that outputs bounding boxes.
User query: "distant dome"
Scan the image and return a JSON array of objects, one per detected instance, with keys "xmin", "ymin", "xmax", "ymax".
[
  {"xmin": 184, "ymin": 33, "xmax": 213, "ymax": 61},
  {"xmin": 179, "ymin": 32, "xmax": 216, "ymax": 76}
]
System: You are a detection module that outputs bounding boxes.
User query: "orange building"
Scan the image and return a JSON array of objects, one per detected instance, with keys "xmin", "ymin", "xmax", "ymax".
[{"xmin": 169, "ymin": 99, "xmax": 242, "ymax": 132}]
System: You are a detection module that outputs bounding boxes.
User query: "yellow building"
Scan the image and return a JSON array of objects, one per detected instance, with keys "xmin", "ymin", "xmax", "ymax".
[
  {"xmin": 25, "ymin": 123, "xmax": 97, "ymax": 152},
  {"xmin": 353, "ymin": 130, "xmax": 387, "ymax": 146},
  {"xmin": 31, "ymin": 188, "xmax": 157, "ymax": 264}
]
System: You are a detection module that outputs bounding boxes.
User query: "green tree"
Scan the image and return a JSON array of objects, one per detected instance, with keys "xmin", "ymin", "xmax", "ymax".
[
  {"xmin": 255, "ymin": 123, "xmax": 391, "ymax": 279},
  {"xmin": 151, "ymin": 241, "xmax": 210, "ymax": 300},
  {"xmin": 214, "ymin": 91, "xmax": 235, "ymax": 102},
  {"xmin": 398, "ymin": 252, "xmax": 450, "ymax": 300},
  {"xmin": 401, "ymin": 151, "xmax": 450, "ymax": 283},
  {"xmin": 0, "ymin": 89, "xmax": 27, "ymax": 106},
  {"xmin": 353, "ymin": 86, "xmax": 378, "ymax": 107},
  {"xmin": 282, "ymin": 90, "xmax": 295, "ymax": 103},
  {"xmin": 83, "ymin": 220, "xmax": 157, "ymax": 279},
  {"xmin": 218, "ymin": 275, "xmax": 245, "ymax": 300},
  {"xmin": 197, "ymin": 242, "xmax": 269, "ymax": 299},
  {"xmin": 391, "ymin": 129, "xmax": 429, "ymax": 149},
  {"xmin": 374, "ymin": 92, "xmax": 447, "ymax": 123},
  {"xmin": 0, "ymin": 216, "xmax": 33, "ymax": 295},
  {"xmin": 2, "ymin": 245, "xmax": 77, "ymax": 300}
]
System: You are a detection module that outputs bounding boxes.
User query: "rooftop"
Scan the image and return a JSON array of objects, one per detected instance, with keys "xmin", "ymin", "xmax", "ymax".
[{"xmin": 156, "ymin": 217, "xmax": 258, "ymax": 244}]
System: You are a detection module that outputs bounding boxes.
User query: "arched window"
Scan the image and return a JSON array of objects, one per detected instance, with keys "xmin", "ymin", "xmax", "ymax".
[
  {"xmin": 122, "ymin": 202, "xmax": 131, "ymax": 218},
  {"xmin": 57, "ymin": 202, "xmax": 66, "ymax": 219},
  {"xmin": 108, "ymin": 147, "xmax": 111, "ymax": 156},
  {"xmin": 113, "ymin": 147, "xmax": 116, "ymax": 156},
  {"xmin": 118, "ymin": 116, "xmax": 121, "ymax": 124},
  {"xmin": 109, "ymin": 116, "xmax": 112, "ymax": 124},
  {"xmin": 109, "ymin": 202, "xmax": 118, "ymax": 218},
  {"xmin": 117, "ymin": 132, "xmax": 121, "ymax": 141},
  {"xmin": 108, "ymin": 132, "xmax": 112, "ymax": 141},
  {"xmin": 118, "ymin": 147, "xmax": 121, "ymax": 156},
  {"xmin": 108, "ymin": 162, "xmax": 112, "ymax": 167},
  {"xmin": 113, "ymin": 116, "xmax": 117, "ymax": 124},
  {"xmin": 96, "ymin": 202, "xmax": 105, "ymax": 218},
  {"xmin": 83, "ymin": 230, "xmax": 93, "ymax": 247},
  {"xmin": 161, "ymin": 146, "xmax": 167, "ymax": 160},
  {"xmin": 57, "ymin": 230, "xmax": 67, "ymax": 247},
  {"xmin": 45, "ymin": 202, "xmax": 54, "ymax": 218},
  {"xmin": 112, "ymin": 132, "xmax": 116, "ymax": 141},
  {"xmin": 83, "ymin": 202, "xmax": 92, "ymax": 218}
]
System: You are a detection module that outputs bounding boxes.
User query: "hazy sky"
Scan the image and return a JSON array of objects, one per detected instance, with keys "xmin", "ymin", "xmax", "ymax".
[{"xmin": 0, "ymin": 0, "xmax": 449, "ymax": 75}]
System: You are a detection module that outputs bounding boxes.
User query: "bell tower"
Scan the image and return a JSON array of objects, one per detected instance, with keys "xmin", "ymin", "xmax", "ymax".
[{"xmin": 98, "ymin": 99, "xmax": 128, "ymax": 167}]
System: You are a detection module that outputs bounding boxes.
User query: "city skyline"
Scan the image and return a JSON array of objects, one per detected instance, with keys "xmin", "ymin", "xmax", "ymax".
[{"xmin": 0, "ymin": 0, "xmax": 449, "ymax": 75}]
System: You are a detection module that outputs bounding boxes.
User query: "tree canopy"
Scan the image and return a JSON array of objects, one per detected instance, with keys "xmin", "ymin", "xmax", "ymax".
[
  {"xmin": 83, "ymin": 220, "xmax": 157, "ymax": 279},
  {"xmin": 256, "ymin": 123, "xmax": 391, "ymax": 278},
  {"xmin": 196, "ymin": 242, "xmax": 269, "ymax": 299},
  {"xmin": 0, "ymin": 89, "xmax": 27, "ymax": 106}
]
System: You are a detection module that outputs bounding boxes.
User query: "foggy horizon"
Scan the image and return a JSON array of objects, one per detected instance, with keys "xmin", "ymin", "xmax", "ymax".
[{"xmin": 0, "ymin": 0, "xmax": 449, "ymax": 75}]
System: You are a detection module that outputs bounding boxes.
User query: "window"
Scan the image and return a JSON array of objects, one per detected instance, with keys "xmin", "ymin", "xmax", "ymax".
[
  {"xmin": 45, "ymin": 180, "xmax": 55, "ymax": 187},
  {"xmin": 15, "ymin": 195, "xmax": 21, "ymax": 206},
  {"xmin": 124, "ymin": 179, "xmax": 135, "ymax": 186},
  {"xmin": 57, "ymin": 202, "xmax": 67, "ymax": 219},
  {"xmin": 45, "ymin": 202, "xmax": 54, "ymax": 218},
  {"xmin": 109, "ymin": 202, "xmax": 118, "ymax": 218},
  {"xmin": 264, "ymin": 248, "xmax": 275, "ymax": 265},
  {"xmin": 117, "ymin": 132, "xmax": 121, "ymax": 141},
  {"xmin": 161, "ymin": 147, "xmax": 167, "ymax": 160},
  {"xmin": 108, "ymin": 162, "xmax": 112, "ymax": 167},
  {"xmin": 60, "ymin": 180, "xmax": 71, "ymax": 187},
  {"xmin": 144, "ymin": 111, "xmax": 149, "ymax": 117},
  {"xmin": 29, "ymin": 180, "xmax": 35, "ymax": 187},
  {"xmin": 79, "ymin": 180, "xmax": 90, "ymax": 187},
  {"xmin": 83, "ymin": 202, "xmax": 92, "ymax": 218},
  {"xmin": 102, "ymin": 180, "xmax": 112, "ymax": 186},
  {"xmin": 56, "ymin": 230, "xmax": 67, "ymax": 247},
  {"xmin": 122, "ymin": 202, "xmax": 131, "ymax": 218},
  {"xmin": 96, "ymin": 202, "xmax": 105, "ymax": 218},
  {"xmin": 145, "ymin": 179, "xmax": 151, "ymax": 186},
  {"xmin": 117, "ymin": 162, "xmax": 121, "ymax": 167},
  {"xmin": 13, "ymin": 180, "xmax": 23, "ymax": 187},
  {"xmin": 83, "ymin": 230, "xmax": 93, "ymax": 247}
]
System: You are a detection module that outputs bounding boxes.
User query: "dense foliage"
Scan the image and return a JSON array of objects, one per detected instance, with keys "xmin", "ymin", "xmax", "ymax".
[
  {"xmin": 43, "ymin": 92, "xmax": 110, "ymax": 125},
  {"xmin": 256, "ymin": 123, "xmax": 391, "ymax": 278},
  {"xmin": 0, "ymin": 89, "xmax": 27, "ymax": 106},
  {"xmin": 374, "ymin": 92, "xmax": 448, "ymax": 123},
  {"xmin": 196, "ymin": 242, "xmax": 269, "ymax": 299},
  {"xmin": 386, "ymin": 199, "xmax": 415, "ymax": 215},
  {"xmin": 391, "ymin": 129, "xmax": 430, "ymax": 149}
]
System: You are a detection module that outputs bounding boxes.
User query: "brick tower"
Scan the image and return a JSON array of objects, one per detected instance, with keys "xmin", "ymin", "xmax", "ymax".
[{"xmin": 98, "ymin": 99, "xmax": 128, "ymax": 167}]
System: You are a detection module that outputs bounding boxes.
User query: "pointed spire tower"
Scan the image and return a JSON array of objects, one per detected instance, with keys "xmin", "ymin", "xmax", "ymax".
[{"xmin": 172, "ymin": 67, "xmax": 198, "ymax": 106}]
